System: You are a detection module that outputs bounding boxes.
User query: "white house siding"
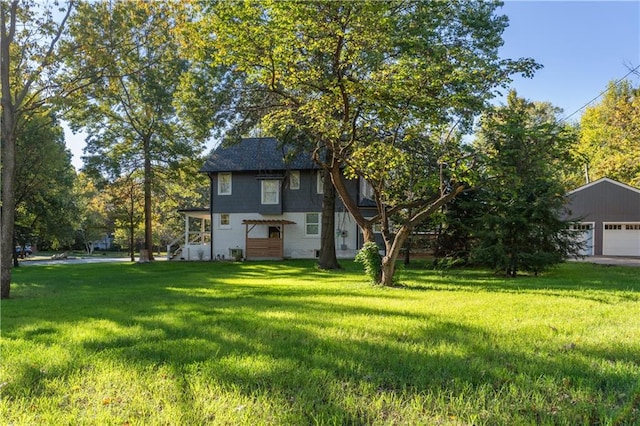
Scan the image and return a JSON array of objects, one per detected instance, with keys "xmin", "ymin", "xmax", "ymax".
[
  {"xmin": 181, "ymin": 244, "xmax": 212, "ymax": 261},
  {"xmin": 211, "ymin": 212, "xmax": 359, "ymax": 260}
]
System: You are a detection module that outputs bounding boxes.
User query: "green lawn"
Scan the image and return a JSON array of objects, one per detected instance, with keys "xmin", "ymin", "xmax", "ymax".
[{"xmin": 1, "ymin": 260, "xmax": 639, "ymax": 425}]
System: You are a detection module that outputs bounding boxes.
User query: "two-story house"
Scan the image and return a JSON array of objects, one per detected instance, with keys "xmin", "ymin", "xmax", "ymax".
[{"xmin": 175, "ymin": 137, "xmax": 374, "ymax": 261}]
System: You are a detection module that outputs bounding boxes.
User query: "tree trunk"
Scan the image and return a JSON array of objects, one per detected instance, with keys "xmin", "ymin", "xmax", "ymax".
[
  {"xmin": 379, "ymin": 187, "xmax": 465, "ymax": 286},
  {"xmin": 403, "ymin": 234, "xmax": 411, "ymax": 266},
  {"xmin": 328, "ymin": 163, "xmax": 375, "ymax": 243},
  {"xmin": 1, "ymin": 130, "xmax": 16, "ymax": 299},
  {"xmin": 129, "ymin": 224, "xmax": 135, "ymax": 262},
  {"xmin": 318, "ymin": 167, "xmax": 340, "ymax": 270},
  {"xmin": 143, "ymin": 136, "xmax": 154, "ymax": 261},
  {"xmin": 129, "ymin": 191, "xmax": 135, "ymax": 262},
  {"xmin": 1, "ymin": 3, "xmax": 16, "ymax": 298},
  {"xmin": 12, "ymin": 235, "xmax": 19, "ymax": 267},
  {"xmin": 380, "ymin": 226, "xmax": 411, "ymax": 286}
]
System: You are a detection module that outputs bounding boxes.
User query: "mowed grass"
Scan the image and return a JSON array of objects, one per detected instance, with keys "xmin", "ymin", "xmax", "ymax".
[{"xmin": 1, "ymin": 260, "xmax": 639, "ymax": 425}]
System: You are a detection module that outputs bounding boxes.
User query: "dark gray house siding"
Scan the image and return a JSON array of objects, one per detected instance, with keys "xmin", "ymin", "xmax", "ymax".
[
  {"xmin": 209, "ymin": 171, "xmax": 325, "ymax": 214},
  {"xmin": 566, "ymin": 178, "xmax": 640, "ymax": 256},
  {"xmin": 202, "ymin": 137, "xmax": 366, "ymax": 216}
]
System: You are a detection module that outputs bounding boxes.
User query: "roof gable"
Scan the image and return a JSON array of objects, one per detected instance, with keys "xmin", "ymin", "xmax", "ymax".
[
  {"xmin": 200, "ymin": 137, "xmax": 316, "ymax": 173},
  {"xmin": 567, "ymin": 177, "xmax": 640, "ymax": 196}
]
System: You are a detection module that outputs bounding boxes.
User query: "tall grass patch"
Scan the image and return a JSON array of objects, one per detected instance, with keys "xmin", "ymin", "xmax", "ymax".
[{"xmin": 1, "ymin": 260, "xmax": 639, "ymax": 424}]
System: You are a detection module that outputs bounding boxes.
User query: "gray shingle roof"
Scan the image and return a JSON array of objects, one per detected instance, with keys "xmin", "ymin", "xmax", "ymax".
[{"xmin": 200, "ymin": 137, "xmax": 317, "ymax": 173}]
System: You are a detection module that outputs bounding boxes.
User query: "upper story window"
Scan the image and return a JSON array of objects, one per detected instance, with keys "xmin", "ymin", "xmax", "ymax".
[
  {"xmin": 317, "ymin": 171, "xmax": 324, "ymax": 194},
  {"xmin": 261, "ymin": 180, "xmax": 280, "ymax": 205},
  {"xmin": 219, "ymin": 213, "xmax": 230, "ymax": 228},
  {"xmin": 289, "ymin": 170, "xmax": 300, "ymax": 190},
  {"xmin": 360, "ymin": 178, "xmax": 374, "ymax": 200},
  {"xmin": 218, "ymin": 172, "xmax": 232, "ymax": 195}
]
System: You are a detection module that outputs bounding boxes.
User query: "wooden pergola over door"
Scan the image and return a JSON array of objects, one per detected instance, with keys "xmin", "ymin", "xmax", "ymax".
[{"xmin": 242, "ymin": 219, "xmax": 296, "ymax": 259}]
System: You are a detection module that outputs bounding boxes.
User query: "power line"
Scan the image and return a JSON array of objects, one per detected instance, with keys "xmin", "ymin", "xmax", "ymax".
[{"xmin": 560, "ymin": 64, "xmax": 640, "ymax": 123}]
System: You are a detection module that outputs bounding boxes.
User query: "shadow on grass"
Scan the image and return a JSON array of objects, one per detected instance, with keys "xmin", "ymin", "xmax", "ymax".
[
  {"xmin": 394, "ymin": 261, "xmax": 640, "ymax": 302},
  {"xmin": 3, "ymin": 260, "xmax": 639, "ymax": 424}
]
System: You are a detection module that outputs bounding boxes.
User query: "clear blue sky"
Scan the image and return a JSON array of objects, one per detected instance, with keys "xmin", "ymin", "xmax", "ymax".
[
  {"xmin": 497, "ymin": 0, "xmax": 640, "ymax": 120},
  {"xmin": 64, "ymin": 1, "xmax": 640, "ymax": 169}
]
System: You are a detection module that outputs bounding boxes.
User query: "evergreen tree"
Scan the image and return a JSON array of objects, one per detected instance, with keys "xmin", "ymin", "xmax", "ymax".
[{"xmin": 471, "ymin": 92, "xmax": 580, "ymax": 276}]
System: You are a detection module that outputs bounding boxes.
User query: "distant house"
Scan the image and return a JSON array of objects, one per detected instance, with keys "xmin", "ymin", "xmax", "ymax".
[
  {"xmin": 92, "ymin": 234, "xmax": 114, "ymax": 251},
  {"xmin": 566, "ymin": 178, "xmax": 640, "ymax": 256},
  {"xmin": 174, "ymin": 137, "xmax": 376, "ymax": 261}
]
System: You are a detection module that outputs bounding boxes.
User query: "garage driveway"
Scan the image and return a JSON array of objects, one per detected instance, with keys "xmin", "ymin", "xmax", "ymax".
[
  {"xmin": 19, "ymin": 257, "xmax": 135, "ymax": 266},
  {"xmin": 571, "ymin": 256, "xmax": 640, "ymax": 267}
]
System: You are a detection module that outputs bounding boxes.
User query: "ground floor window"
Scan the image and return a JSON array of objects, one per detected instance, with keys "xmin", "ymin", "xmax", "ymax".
[
  {"xmin": 219, "ymin": 213, "xmax": 230, "ymax": 228},
  {"xmin": 306, "ymin": 213, "xmax": 320, "ymax": 236},
  {"xmin": 269, "ymin": 226, "xmax": 281, "ymax": 238}
]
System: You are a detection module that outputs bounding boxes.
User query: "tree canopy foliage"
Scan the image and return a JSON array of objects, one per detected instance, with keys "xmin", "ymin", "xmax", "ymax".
[
  {"xmin": 576, "ymin": 80, "xmax": 640, "ymax": 187},
  {"xmin": 73, "ymin": 172, "xmax": 110, "ymax": 254},
  {"xmin": 15, "ymin": 109, "xmax": 77, "ymax": 253}
]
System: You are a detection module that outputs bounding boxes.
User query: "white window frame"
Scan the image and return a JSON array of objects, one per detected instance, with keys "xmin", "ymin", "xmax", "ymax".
[
  {"xmin": 219, "ymin": 213, "xmax": 231, "ymax": 229},
  {"xmin": 305, "ymin": 212, "xmax": 320, "ymax": 236},
  {"xmin": 218, "ymin": 172, "xmax": 232, "ymax": 195},
  {"xmin": 289, "ymin": 170, "xmax": 300, "ymax": 190},
  {"xmin": 317, "ymin": 171, "xmax": 324, "ymax": 194},
  {"xmin": 571, "ymin": 223, "xmax": 593, "ymax": 231},
  {"xmin": 261, "ymin": 180, "xmax": 280, "ymax": 205}
]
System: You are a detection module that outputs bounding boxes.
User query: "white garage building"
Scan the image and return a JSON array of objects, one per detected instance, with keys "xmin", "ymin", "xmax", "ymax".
[{"xmin": 566, "ymin": 178, "xmax": 640, "ymax": 257}]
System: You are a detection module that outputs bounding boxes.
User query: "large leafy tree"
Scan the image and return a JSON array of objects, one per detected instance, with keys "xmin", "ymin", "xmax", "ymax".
[
  {"xmin": 73, "ymin": 172, "xmax": 110, "ymax": 254},
  {"xmin": 14, "ymin": 108, "xmax": 77, "ymax": 255},
  {"xmin": 63, "ymin": 0, "xmax": 202, "ymax": 261},
  {"xmin": 576, "ymin": 80, "xmax": 640, "ymax": 187},
  {"xmin": 185, "ymin": 0, "xmax": 538, "ymax": 285},
  {"xmin": 471, "ymin": 92, "xmax": 580, "ymax": 276},
  {"xmin": 1, "ymin": 0, "xmax": 76, "ymax": 298}
]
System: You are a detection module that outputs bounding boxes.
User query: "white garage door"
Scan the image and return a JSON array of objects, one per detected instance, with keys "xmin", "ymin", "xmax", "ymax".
[
  {"xmin": 603, "ymin": 223, "xmax": 640, "ymax": 256},
  {"xmin": 571, "ymin": 223, "xmax": 594, "ymax": 256}
]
